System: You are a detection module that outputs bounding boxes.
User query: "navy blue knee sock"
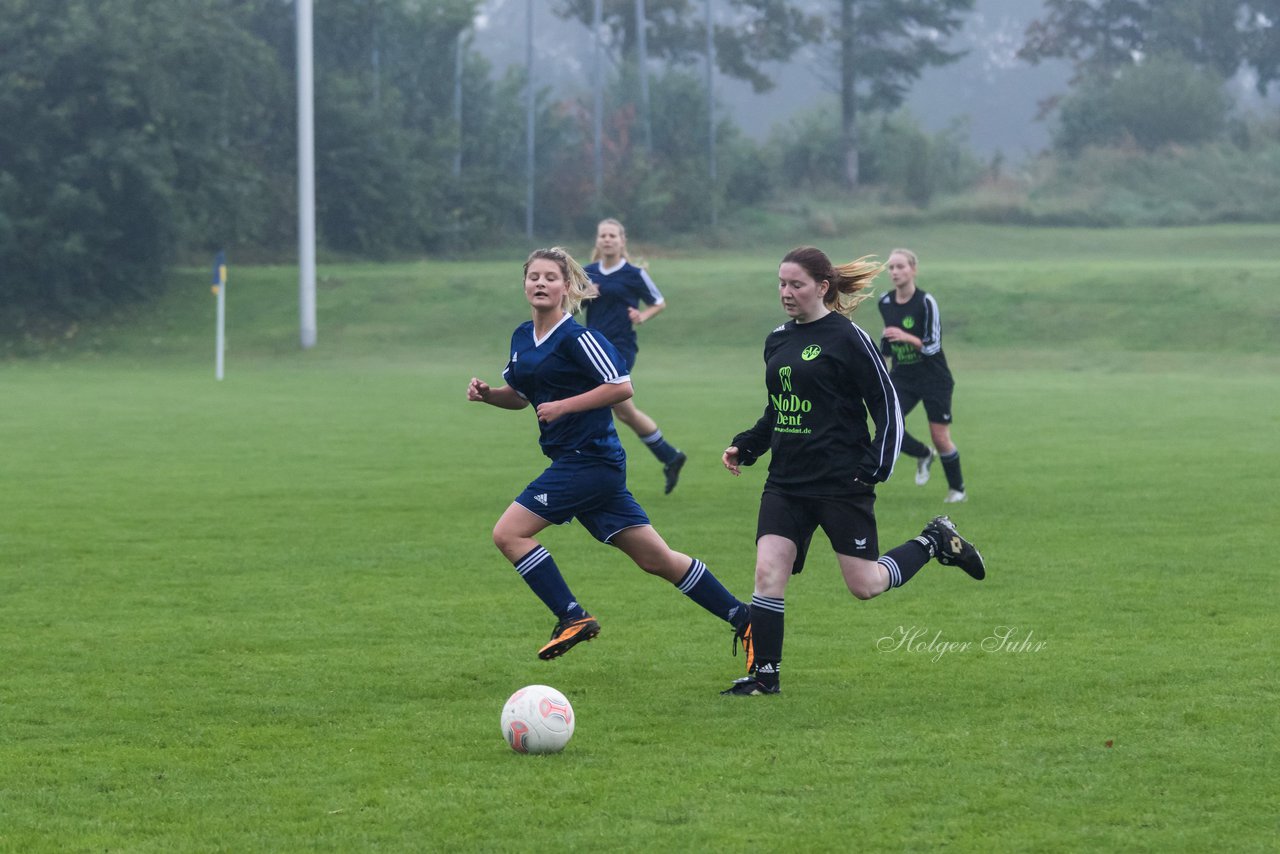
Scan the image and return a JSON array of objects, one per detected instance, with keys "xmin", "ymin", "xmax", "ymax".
[
  {"xmin": 513, "ymin": 546, "xmax": 586, "ymax": 620},
  {"xmin": 640, "ymin": 429, "xmax": 680, "ymax": 464},
  {"xmin": 676, "ymin": 559, "xmax": 748, "ymax": 627}
]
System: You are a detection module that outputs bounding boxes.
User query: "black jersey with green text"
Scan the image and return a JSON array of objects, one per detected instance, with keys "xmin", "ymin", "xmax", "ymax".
[
  {"xmin": 877, "ymin": 288, "xmax": 953, "ymax": 385},
  {"xmin": 731, "ymin": 311, "xmax": 903, "ymax": 494}
]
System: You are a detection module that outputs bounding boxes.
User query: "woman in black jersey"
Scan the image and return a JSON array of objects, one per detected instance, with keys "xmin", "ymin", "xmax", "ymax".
[
  {"xmin": 719, "ymin": 246, "xmax": 986, "ymax": 696},
  {"xmin": 878, "ymin": 248, "xmax": 968, "ymax": 502}
]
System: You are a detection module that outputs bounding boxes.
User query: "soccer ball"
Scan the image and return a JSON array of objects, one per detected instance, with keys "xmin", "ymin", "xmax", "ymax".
[{"xmin": 500, "ymin": 684, "xmax": 575, "ymax": 754}]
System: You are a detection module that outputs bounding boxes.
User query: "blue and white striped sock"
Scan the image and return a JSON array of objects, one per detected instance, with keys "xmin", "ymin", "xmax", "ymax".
[
  {"xmin": 676, "ymin": 559, "xmax": 746, "ymax": 625},
  {"xmin": 513, "ymin": 546, "xmax": 585, "ymax": 620}
]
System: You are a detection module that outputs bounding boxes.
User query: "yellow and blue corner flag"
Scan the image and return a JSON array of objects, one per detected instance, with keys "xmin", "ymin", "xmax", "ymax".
[{"xmin": 212, "ymin": 250, "xmax": 227, "ymax": 295}]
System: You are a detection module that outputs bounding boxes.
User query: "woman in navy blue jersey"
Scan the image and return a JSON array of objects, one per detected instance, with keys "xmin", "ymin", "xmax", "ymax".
[
  {"xmin": 719, "ymin": 246, "xmax": 986, "ymax": 696},
  {"xmin": 878, "ymin": 248, "xmax": 968, "ymax": 502},
  {"xmin": 468, "ymin": 247, "xmax": 750, "ymax": 662},
  {"xmin": 583, "ymin": 218, "xmax": 687, "ymax": 494}
]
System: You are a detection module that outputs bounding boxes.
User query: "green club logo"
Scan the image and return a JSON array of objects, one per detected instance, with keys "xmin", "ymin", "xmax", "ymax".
[
  {"xmin": 902, "ymin": 317, "xmax": 915, "ymax": 330},
  {"xmin": 801, "ymin": 345, "xmax": 821, "ymax": 361},
  {"xmin": 778, "ymin": 365, "xmax": 792, "ymax": 392}
]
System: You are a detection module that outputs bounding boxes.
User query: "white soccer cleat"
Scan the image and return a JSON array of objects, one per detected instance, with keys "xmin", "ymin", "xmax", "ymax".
[
  {"xmin": 944, "ymin": 489, "xmax": 967, "ymax": 503},
  {"xmin": 915, "ymin": 451, "xmax": 936, "ymax": 486}
]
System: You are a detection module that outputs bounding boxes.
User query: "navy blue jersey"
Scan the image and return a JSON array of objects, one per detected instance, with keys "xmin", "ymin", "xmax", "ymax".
[
  {"xmin": 732, "ymin": 312, "xmax": 902, "ymax": 493},
  {"xmin": 877, "ymin": 288, "xmax": 953, "ymax": 386},
  {"xmin": 503, "ymin": 313, "xmax": 631, "ymax": 462},
  {"xmin": 582, "ymin": 259, "xmax": 664, "ymax": 361}
]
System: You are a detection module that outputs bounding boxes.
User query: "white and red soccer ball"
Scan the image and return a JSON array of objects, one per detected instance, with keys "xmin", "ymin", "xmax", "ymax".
[{"xmin": 500, "ymin": 684, "xmax": 575, "ymax": 754}]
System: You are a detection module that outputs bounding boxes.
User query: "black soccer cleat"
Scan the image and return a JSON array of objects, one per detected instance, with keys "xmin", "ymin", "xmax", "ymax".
[
  {"xmin": 537, "ymin": 614, "xmax": 600, "ymax": 660},
  {"xmin": 923, "ymin": 515, "xmax": 986, "ymax": 581},
  {"xmin": 720, "ymin": 673, "xmax": 780, "ymax": 696},
  {"xmin": 663, "ymin": 451, "xmax": 687, "ymax": 495}
]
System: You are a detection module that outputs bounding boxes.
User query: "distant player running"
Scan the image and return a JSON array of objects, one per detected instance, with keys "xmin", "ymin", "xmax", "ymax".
[
  {"xmin": 720, "ymin": 246, "xmax": 985, "ymax": 696},
  {"xmin": 583, "ymin": 218, "xmax": 687, "ymax": 494},
  {"xmin": 878, "ymin": 248, "xmax": 969, "ymax": 503},
  {"xmin": 467, "ymin": 247, "xmax": 750, "ymax": 661}
]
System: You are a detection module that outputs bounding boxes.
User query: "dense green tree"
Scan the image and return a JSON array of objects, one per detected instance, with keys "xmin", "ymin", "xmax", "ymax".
[
  {"xmin": 826, "ymin": 0, "xmax": 975, "ymax": 187},
  {"xmin": 1053, "ymin": 55, "xmax": 1232, "ymax": 153},
  {"xmin": 1020, "ymin": 0, "xmax": 1280, "ymax": 94},
  {"xmin": 554, "ymin": 0, "xmax": 822, "ymax": 93},
  {"xmin": 0, "ymin": 0, "xmax": 290, "ymax": 323}
]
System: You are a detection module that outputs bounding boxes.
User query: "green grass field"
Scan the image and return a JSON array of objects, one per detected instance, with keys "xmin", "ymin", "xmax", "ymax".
[{"xmin": 2, "ymin": 224, "xmax": 1277, "ymax": 851}]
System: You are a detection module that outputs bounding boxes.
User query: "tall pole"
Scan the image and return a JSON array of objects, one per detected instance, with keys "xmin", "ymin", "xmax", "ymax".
[
  {"xmin": 636, "ymin": 0, "xmax": 652, "ymax": 154},
  {"xmin": 592, "ymin": 0, "xmax": 604, "ymax": 206},
  {"xmin": 704, "ymin": 0, "xmax": 717, "ymax": 228},
  {"xmin": 525, "ymin": 0, "xmax": 535, "ymax": 240},
  {"xmin": 297, "ymin": 0, "xmax": 317, "ymax": 349},
  {"xmin": 453, "ymin": 29, "xmax": 464, "ymax": 177}
]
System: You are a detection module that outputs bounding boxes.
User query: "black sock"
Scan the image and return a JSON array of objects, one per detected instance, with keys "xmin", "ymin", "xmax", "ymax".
[
  {"xmin": 750, "ymin": 595, "xmax": 785, "ymax": 676},
  {"xmin": 940, "ymin": 449, "xmax": 964, "ymax": 492},
  {"xmin": 900, "ymin": 431, "xmax": 932, "ymax": 459},
  {"xmin": 878, "ymin": 539, "xmax": 933, "ymax": 588}
]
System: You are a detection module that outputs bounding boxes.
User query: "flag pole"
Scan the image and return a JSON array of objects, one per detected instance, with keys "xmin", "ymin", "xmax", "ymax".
[{"xmin": 213, "ymin": 250, "xmax": 227, "ymax": 381}]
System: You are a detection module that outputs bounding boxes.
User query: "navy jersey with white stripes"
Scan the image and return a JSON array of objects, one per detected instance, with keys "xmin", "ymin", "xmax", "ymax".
[
  {"xmin": 877, "ymin": 288, "xmax": 953, "ymax": 385},
  {"xmin": 731, "ymin": 312, "xmax": 902, "ymax": 493},
  {"xmin": 503, "ymin": 313, "xmax": 631, "ymax": 462},
  {"xmin": 582, "ymin": 259, "xmax": 664, "ymax": 362}
]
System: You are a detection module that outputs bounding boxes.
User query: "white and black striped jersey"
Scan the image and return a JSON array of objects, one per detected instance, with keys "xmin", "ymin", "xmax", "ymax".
[
  {"xmin": 503, "ymin": 313, "xmax": 631, "ymax": 462},
  {"xmin": 732, "ymin": 312, "xmax": 902, "ymax": 492}
]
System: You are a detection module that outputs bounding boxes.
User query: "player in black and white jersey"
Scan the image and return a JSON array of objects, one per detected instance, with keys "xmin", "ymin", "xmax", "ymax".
[
  {"xmin": 583, "ymin": 219, "xmax": 687, "ymax": 494},
  {"xmin": 467, "ymin": 247, "xmax": 749, "ymax": 663},
  {"xmin": 877, "ymin": 248, "xmax": 968, "ymax": 503},
  {"xmin": 719, "ymin": 246, "xmax": 986, "ymax": 696}
]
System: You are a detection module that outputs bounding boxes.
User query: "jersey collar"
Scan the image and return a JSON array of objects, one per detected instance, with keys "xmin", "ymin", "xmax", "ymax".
[
  {"xmin": 533, "ymin": 311, "xmax": 572, "ymax": 347},
  {"xmin": 598, "ymin": 258, "xmax": 627, "ymax": 275}
]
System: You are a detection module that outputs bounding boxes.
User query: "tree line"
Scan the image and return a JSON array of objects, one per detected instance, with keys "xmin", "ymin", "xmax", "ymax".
[{"xmin": 1, "ymin": 0, "xmax": 1276, "ymax": 324}]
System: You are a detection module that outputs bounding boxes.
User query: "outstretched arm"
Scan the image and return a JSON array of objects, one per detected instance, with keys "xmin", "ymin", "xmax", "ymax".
[
  {"xmin": 535, "ymin": 380, "xmax": 633, "ymax": 423},
  {"xmin": 467, "ymin": 377, "xmax": 528, "ymax": 410}
]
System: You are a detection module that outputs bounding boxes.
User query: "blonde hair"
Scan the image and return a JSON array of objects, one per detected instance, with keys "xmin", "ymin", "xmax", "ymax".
[
  {"xmin": 590, "ymin": 217, "xmax": 627, "ymax": 263},
  {"xmin": 781, "ymin": 246, "xmax": 881, "ymax": 318},
  {"xmin": 888, "ymin": 247, "xmax": 918, "ymax": 269},
  {"xmin": 524, "ymin": 246, "xmax": 595, "ymax": 314}
]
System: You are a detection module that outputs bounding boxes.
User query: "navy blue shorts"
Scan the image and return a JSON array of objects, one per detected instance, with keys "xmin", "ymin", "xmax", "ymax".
[
  {"xmin": 756, "ymin": 488, "xmax": 879, "ymax": 573},
  {"xmin": 515, "ymin": 452, "xmax": 650, "ymax": 543}
]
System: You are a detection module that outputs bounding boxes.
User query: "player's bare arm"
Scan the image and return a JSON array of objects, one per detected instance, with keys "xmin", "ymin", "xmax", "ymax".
[
  {"xmin": 536, "ymin": 380, "xmax": 633, "ymax": 423},
  {"xmin": 468, "ymin": 378, "xmax": 528, "ymax": 410}
]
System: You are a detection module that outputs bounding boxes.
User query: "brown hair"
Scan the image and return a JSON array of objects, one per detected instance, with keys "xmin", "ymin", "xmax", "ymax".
[
  {"xmin": 524, "ymin": 246, "xmax": 595, "ymax": 314},
  {"xmin": 781, "ymin": 246, "xmax": 881, "ymax": 317}
]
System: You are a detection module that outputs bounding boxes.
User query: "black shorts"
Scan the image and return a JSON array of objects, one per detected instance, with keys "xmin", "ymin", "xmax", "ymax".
[
  {"xmin": 756, "ymin": 488, "xmax": 879, "ymax": 574},
  {"xmin": 894, "ymin": 377, "xmax": 954, "ymax": 425}
]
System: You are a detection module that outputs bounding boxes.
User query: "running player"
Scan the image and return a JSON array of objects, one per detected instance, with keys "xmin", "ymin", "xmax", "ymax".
[
  {"xmin": 720, "ymin": 246, "xmax": 985, "ymax": 696},
  {"xmin": 468, "ymin": 246, "xmax": 751, "ymax": 661},
  {"xmin": 583, "ymin": 218, "xmax": 687, "ymax": 494},
  {"xmin": 877, "ymin": 248, "xmax": 968, "ymax": 503}
]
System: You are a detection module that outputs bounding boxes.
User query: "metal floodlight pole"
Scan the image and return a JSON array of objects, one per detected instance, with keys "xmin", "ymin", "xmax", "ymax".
[
  {"xmin": 297, "ymin": 0, "xmax": 317, "ymax": 349},
  {"xmin": 454, "ymin": 30, "xmax": 465, "ymax": 177},
  {"xmin": 592, "ymin": 0, "xmax": 604, "ymax": 206},
  {"xmin": 525, "ymin": 0, "xmax": 535, "ymax": 240},
  {"xmin": 636, "ymin": 0, "xmax": 651, "ymax": 154},
  {"xmin": 705, "ymin": 0, "xmax": 717, "ymax": 228}
]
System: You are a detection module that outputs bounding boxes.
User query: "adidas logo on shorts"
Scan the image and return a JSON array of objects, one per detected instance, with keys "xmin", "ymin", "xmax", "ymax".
[{"xmin": 534, "ymin": 493, "xmax": 549, "ymax": 506}]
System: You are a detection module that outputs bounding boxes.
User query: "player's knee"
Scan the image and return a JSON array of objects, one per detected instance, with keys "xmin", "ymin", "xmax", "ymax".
[{"xmin": 848, "ymin": 580, "xmax": 881, "ymax": 601}]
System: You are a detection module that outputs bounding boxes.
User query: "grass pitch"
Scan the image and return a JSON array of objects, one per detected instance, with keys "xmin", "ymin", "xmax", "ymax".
[{"xmin": 1, "ymin": 224, "xmax": 1277, "ymax": 851}]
